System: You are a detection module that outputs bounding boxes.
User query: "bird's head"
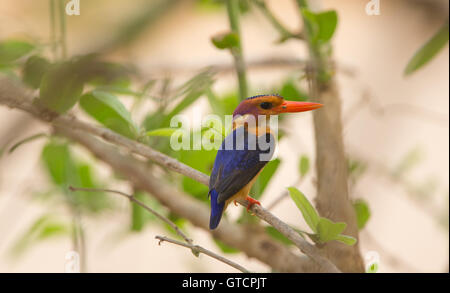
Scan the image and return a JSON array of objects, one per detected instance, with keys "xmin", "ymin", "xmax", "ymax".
[{"xmin": 232, "ymin": 94, "xmax": 323, "ymax": 120}]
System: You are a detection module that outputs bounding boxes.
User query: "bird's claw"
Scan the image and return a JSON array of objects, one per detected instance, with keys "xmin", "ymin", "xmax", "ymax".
[{"xmin": 245, "ymin": 196, "xmax": 261, "ymax": 215}]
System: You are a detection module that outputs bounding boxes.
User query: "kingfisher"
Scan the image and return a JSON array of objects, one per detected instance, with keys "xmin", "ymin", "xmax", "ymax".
[{"xmin": 208, "ymin": 94, "xmax": 323, "ymax": 229}]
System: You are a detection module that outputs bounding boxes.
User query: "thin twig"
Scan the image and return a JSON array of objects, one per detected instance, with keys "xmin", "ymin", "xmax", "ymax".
[
  {"xmin": 69, "ymin": 186, "xmax": 250, "ymax": 272},
  {"xmin": 156, "ymin": 235, "xmax": 250, "ymax": 273},
  {"xmin": 68, "ymin": 186, "xmax": 193, "ymax": 244},
  {"xmin": 251, "ymin": 0, "xmax": 303, "ymax": 41},
  {"xmin": 8, "ymin": 133, "xmax": 48, "ymax": 154}
]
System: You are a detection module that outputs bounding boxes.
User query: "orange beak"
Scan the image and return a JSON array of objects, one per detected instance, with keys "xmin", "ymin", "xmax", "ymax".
[{"xmin": 275, "ymin": 101, "xmax": 323, "ymax": 113}]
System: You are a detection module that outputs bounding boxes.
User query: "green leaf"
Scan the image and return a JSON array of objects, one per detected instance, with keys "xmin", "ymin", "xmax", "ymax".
[
  {"xmin": 335, "ymin": 234, "xmax": 357, "ymax": 246},
  {"xmin": 163, "ymin": 213, "xmax": 188, "ymax": 238},
  {"xmin": 353, "ymin": 199, "xmax": 371, "ymax": 230},
  {"xmin": 315, "ymin": 10, "xmax": 338, "ymax": 43},
  {"xmin": 347, "ymin": 157, "xmax": 367, "ymax": 183},
  {"xmin": 22, "ymin": 55, "xmax": 51, "ymax": 89},
  {"xmin": 292, "ymin": 227, "xmax": 308, "ymax": 239},
  {"xmin": 305, "ymin": 232, "xmax": 321, "ymax": 244},
  {"xmin": 79, "ymin": 91, "xmax": 138, "ymax": 138},
  {"xmin": 288, "ymin": 187, "xmax": 319, "ymax": 233},
  {"xmin": 141, "ymin": 111, "xmax": 166, "ymax": 131},
  {"xmin": 196, "ymin": 0, "xmax": 223, "ymax": 11},
  {"xmin": 182, "ymin": 176, "xmax": 210, "ymax": 202},
  {"xmin": 82, "ymin": 60, "xmax": 132, "ymax": 87},
  {"xmin": 130, "ymin": 192, "xmax": 160, "ymax": 231},
  {"xmin": 366, "ymin": 262, "xmax": 379, "ymax": 273},
  {"xmin": 265, "ymin": 226, "xmax": 293, "ymax": 246},
  {"xmin": 34, "ymin": 55, "xmax": 133, "ymax": 114},
  {"xmin": 94, "ymin": 85, "xmax": 141, "ymax": 97},
  {"xmin": 35, "ymin": 61, "xmax": 84, "ymax": 113},
  {"xmin": 300, "ymin": 9, "xmax": 338, "ymax": 44},
  {"xmin": 213, "ymin": 238, "xmax": 240, "ymax": 254},
  {"xmin": 179, "ymin": 147, "xmax": 216, "ymax": 202},
  {"xmin": 163, "ymin": 87, "xmax": 213, "ymax": 126},
  {"xmin": 211, "ymin": 32, "xmax": 240, "ymax": 49},
  {"xmin": 207, "ymin": 90, "xmax": 240, "ymax": 116},
  {"xmin": 0, "ymin": 40, "xmax": 34, "ymax": 65},
  {"xmin": 41, "ymin": 140, "xmax": 110, "ymax": 212},
  {"xmin": 279, "ymin": 79, "xmax": 308, "ymax": 102},
  {"xmin": 202, "ymin": 124, "xmax": 226, "ymax": 140},
  {"xmin": 145, "ymin": 128, "xmax": 178, "ymax": 137},
  {"xmin": 10, "ymin": 214, "xmax": 70, "ymax": 257},
  {"xmin": 75, "ymin": 163, "xmax": 111, "ymax": 212},
  {"xmin": 238, "ymin": 0, "xmax": 251, "ymax": 14},
  {"xmin": 37, "ymin": 223, "xmax": 69, "ymax": 240},
  {"xmin": 299, "ymin": 155, "xmax": 310, "ymax": 177},
  {"xmin": 316, "ymin": 217, "xmax": 346, "ymax": 243},
  {"xmin": 404, "ymin": 23, "xmax": 449, "ymax": 75},
  {"xmin": 251, "ymin": 159, "xmax": 281, "ymax": 199},
  {"xmin": 41, "ymin": 141, "xmax": 75, "ymax": 186},
  {"xmin": 131, "ymin": 200, "xmax": 144, "ymax": 231},
  {"xmin": 159, "ymin": 70, "xmax": 215, "ymax": 127}
]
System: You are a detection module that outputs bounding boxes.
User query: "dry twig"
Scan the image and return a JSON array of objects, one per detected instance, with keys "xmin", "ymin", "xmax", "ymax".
[{"xmin": 156, "ymin": 235, "xmax": 250, "ymax": 273}]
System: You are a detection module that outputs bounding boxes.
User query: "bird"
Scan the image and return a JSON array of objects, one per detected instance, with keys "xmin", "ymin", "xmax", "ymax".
[{"xmin": 208, "ymin": 94, "xmax": 323, "ymax": 229}]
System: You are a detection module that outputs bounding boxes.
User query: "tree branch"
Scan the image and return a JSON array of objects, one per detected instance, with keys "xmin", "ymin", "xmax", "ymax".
[
  {"xmin": 59, "ymin": 125, "xmax": 325, "ymax": 272},
  {"xmin": 155, "ymin": 235, "xmax": 250, "ymax": 273},
  {"xmin": 68, "ymin": 186, "xmax": 193, "ymax": 244},
  {"xmin": 296, "ymin": 0, "xmax": 365, "ymax": 272},
  {"xmin": 0, "ymin": 76, "xmax": 339, "ymax": 272},
  {"xmin": 69, "ymin": 186, "xmax": 251, "ymax": 272}
]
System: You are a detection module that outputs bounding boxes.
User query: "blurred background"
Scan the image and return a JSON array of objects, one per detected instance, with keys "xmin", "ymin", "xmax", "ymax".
[{"xmin": 0, "ymin": 0, "xmax": 448, "ymax": 272}]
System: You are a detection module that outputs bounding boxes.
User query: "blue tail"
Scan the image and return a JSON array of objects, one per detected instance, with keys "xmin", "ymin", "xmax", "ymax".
[{"xmin": 209, "ymin": 189, "xmax": 225, "ymax": 230}]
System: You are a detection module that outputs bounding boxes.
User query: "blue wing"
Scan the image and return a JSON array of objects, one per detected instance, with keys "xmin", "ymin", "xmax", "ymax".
[
  {"xmin": 209, "ymin": 128, "xmax": 274, "ymax": 229},
  {"xmin": 209, "ymin": 128, "xmax": 275, "ymax": 204}
]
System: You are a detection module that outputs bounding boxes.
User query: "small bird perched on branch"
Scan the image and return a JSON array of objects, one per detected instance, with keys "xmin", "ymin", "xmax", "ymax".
[{"xmin": 208, "ymin": 94, "xmax": 322, "ymax": 229}]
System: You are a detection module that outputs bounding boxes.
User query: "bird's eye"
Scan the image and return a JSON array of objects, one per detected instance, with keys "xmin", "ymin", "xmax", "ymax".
[{"xmin": 260, "ymin": 102, "xmax": 272, "ymax": 109}]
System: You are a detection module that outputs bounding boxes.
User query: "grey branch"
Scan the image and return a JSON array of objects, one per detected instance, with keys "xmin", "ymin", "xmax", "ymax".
[
  {"xmin": 0, "ymin": 76, "xmax": 339, "ymax": 273},
  {"xmin": 235, "ymin": 199, "xmax": 339, "ymax": 272},
  {"xmin": 155, "ymin": 235, "xmax": 250, "ymax": 273},
  {"xmin": 68, "ymin": 186, "xmax": 193, "ymax": 244},
  {"xmin": 69, "ymin": 186, "xmax": 250, "ymax": 272}
]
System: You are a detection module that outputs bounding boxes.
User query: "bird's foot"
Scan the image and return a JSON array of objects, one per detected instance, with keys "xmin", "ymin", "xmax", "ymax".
[{"xmin": 245, "ymin": 196, "xmax": 261, "ymax": 214}]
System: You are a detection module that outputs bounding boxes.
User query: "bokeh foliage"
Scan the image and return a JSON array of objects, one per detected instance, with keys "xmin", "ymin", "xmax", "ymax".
[{"xmin": 1, "ymin": 0, "xmax": 446, "ymax": 267}]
